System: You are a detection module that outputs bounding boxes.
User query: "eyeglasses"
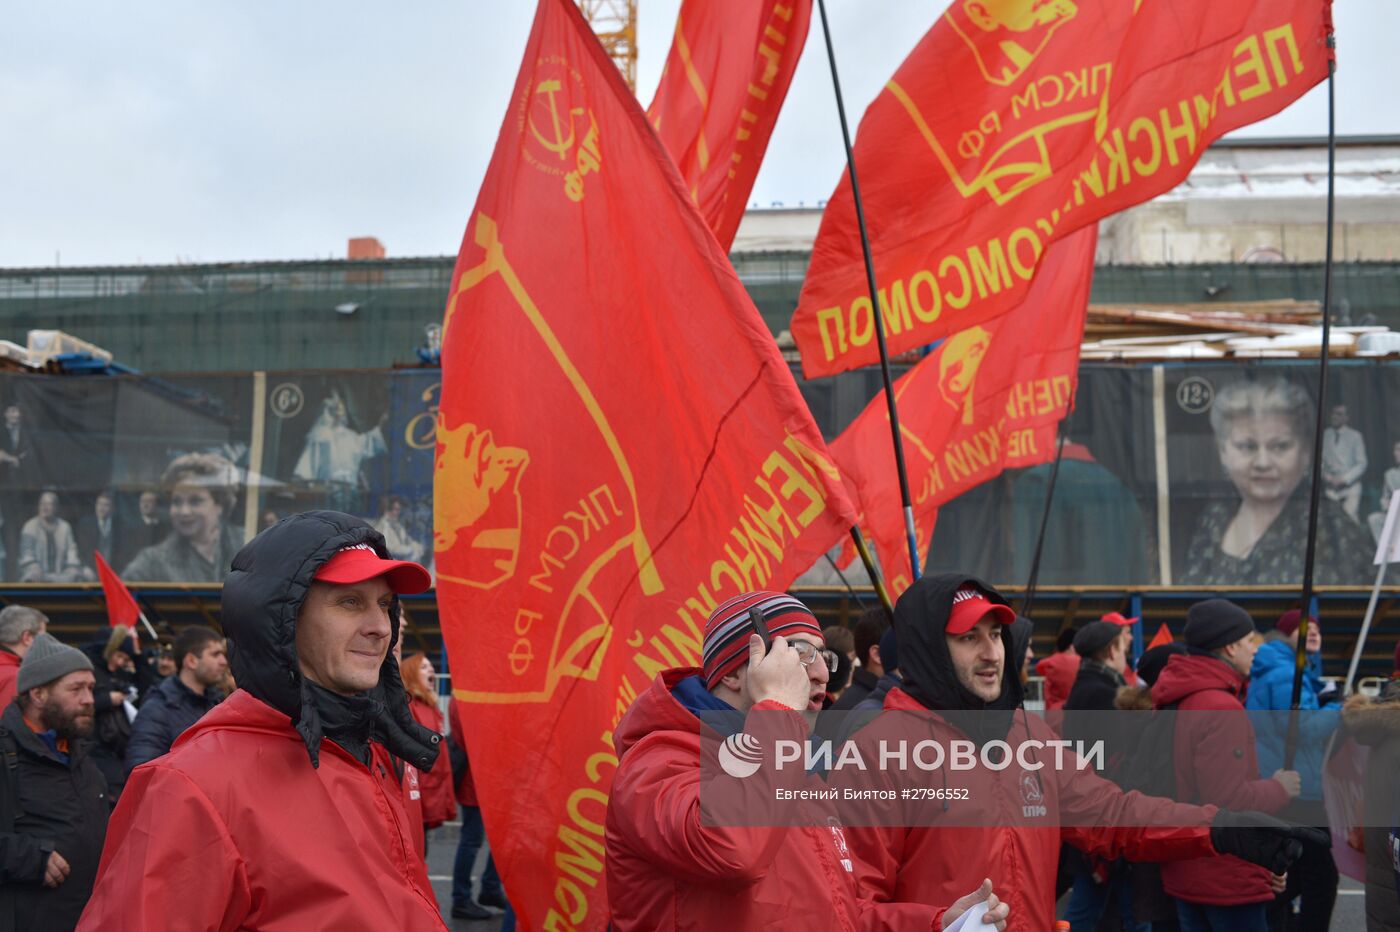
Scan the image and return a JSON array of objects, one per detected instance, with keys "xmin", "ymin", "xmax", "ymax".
[{"xmin": 791, "ymin": 640, "xmax": 839, "ymax": 674}]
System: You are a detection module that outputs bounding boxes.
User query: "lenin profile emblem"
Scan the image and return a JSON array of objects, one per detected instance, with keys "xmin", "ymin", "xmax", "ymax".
[
  {"xmin": 948, "ymin": 0, "xmax": 1078, "ymax": 87},
  {"xmin": 434, "ymin": 418, "xmax": 529, "ymax": 590},
  {"xmin": 887, "ymin": 0, "xmax": 1103, "ymax": 206},
  {"xmin": 937, "ymin": 326, "xmax": 992, "ymax": 426}
]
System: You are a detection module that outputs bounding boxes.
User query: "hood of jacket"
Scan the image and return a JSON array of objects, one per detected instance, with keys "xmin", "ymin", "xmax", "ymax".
[
  {"xmin": 1114, "ymin": 684, "xmax": 1155, "ymax": 712},
  {"xmin": 1009, "ymin": 615, "xmax": 1034, "ymax": 677},
  {"xmin": 1150, "ymin": 652, "xmax": 1245, "ymax": 708},
  {"xmin": 221, "ymin": 510, "xmax": 440, "ymax": 772},
  {"xmin": 613, "ymin": 668, "xmax": 708, "ymax": 763},
  {"xmin": 892, "ymin": 573, "xmax": 1023, "ymax": 743},
  {"xmin": 1343, "ymin": 691, "xmax": 1400, "ymax": 747}
]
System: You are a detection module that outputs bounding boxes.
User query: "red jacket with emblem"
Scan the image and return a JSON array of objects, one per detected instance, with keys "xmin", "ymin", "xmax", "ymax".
[
  {"xmin": 1151, "ymin": 653, "xmax": 1292, "ymax": 906},
  {"xmin": 77, "ymin": 690, "xmax": 447, "ymax": 931},
  {"xmin": 605, "ymin": 668, "xmax": 944, "ymax": 932},
  {"xmin": 843, "ymin": 687, "xmax": 1219, "ymax": 932}
]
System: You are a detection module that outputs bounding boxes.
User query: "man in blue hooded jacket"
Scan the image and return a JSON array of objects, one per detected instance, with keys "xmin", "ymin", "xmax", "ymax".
[{"xmin": 1247, "ymin": 609, "xmax": 1341, "ymax": 931}]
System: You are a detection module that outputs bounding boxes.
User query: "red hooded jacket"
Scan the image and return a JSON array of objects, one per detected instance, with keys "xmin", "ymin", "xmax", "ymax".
[
  {"xmin": 1150, "ymin": 652, "xmax": 1292, "ymax": 906},
  {"xmin": 408, "ymin": 697, "xmax": 458, "ymax": 826},
  {"xmin": 843, "ymin": 687, "xmax": 1218, "ymax": 932},
  {"xmin": 605, "ymin": 669, "xmax": 944, "ymax": 932},
  {"xmin": 1035, "ymin": 651, "xmax": 1079, "ymax": 711},
  {"xmin": 77, "ymin": 690, "xmax": 447, "ymax": 931},
  {"xmin": 0, "ymin": 648, "xmax": 19, "ymax": 708}
]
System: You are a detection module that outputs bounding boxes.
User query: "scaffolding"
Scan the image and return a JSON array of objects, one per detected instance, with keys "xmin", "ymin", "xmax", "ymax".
[{"xmin": 577, "ymin": 0, "xmax": 638, "ymax": 90}]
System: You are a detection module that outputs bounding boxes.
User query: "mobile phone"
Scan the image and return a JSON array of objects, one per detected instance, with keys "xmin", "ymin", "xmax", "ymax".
[{"xmin": 748, "ymin": 607, "xmax": 772, "ymax": 651}]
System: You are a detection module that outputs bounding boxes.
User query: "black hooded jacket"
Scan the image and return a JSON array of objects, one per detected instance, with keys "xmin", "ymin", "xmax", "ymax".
[
  {"xmin": 892, "ymin": 573, "xmax": 1024, "ymax": 744},
  {"xmin": 221, "ymin": 511, "xmax": 440, "ymax": 773}
]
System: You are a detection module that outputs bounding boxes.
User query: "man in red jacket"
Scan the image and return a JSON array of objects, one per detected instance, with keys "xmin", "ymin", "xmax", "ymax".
[
  {"xmin": 78, "ymin": 512, "xmax": 448, "ymax": 930},
  {"xmin": 605, "ymin": 590, "xmax": 1010, "ymax": 931},
  {"xmin": 0, "ymin": 605, "xmax": 48, "ymax": 707},
  {"xmin": 843, "ymin": 574, "xmax": 1323, "ymax": 932},
  {"xmin": 1151, "ymin": 599, "xmax": 1302, "ymax": 932}
]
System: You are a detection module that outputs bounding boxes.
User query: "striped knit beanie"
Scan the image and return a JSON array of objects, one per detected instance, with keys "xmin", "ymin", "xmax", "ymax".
[{"xmin": 701, "ymin": 591, "xmax": 822, "ymax": 690}]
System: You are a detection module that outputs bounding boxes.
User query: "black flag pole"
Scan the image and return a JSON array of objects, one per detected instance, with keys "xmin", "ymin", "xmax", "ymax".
[
  {"xmin": 849, "ymin": 526, "xmax": 894, "ymax": 614},
  {"xmin": 1021, "ymin": 432, "xmax": 1068, "ymax": 619},
  {"xmin": 1285, "ymin": 40, "xmax": 1337, "ymax": 770},
  {"xmin": 825, "ymin": 552, "xmax": 871, "ymax": 611},
  {"xmin": 814, "ymin": 0, "xmax": 923, "ymax": 583}
]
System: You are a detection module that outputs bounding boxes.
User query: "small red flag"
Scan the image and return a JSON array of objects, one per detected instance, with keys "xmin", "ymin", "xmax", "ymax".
[
  {"xmin": 94, "ymin": 551, "xmax": 141, "ymax": 632},
  {"xmin": 1147, "ymin": 623, "xmax": 1174, "ymax": 650}
]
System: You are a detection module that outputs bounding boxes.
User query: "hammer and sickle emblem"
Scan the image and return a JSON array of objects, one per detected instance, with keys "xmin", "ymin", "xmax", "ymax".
[{"xmin": 529, "ymin": 79, "xmax": 584, "ymax": 159}]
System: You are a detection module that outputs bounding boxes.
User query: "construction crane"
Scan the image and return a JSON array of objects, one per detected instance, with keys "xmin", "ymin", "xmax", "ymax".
[{"xmin": 578, "ymin": 0, "xmax": 638, "ymax": 90}]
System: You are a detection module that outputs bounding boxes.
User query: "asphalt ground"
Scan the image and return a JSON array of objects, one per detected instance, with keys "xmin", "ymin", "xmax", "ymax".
[{"xmin": 423, "ymin": 822, "xmax": 1368, "ymax": 930}]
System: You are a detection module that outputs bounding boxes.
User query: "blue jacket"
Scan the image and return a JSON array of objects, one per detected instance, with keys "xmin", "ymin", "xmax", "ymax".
[
  {"xmin": 124, "ymin": 675, "xmax": 223, "ymax": 775},
  {"xmin": 1246, "ymin": 638, "xmax": 1340, "ymax": 800}
]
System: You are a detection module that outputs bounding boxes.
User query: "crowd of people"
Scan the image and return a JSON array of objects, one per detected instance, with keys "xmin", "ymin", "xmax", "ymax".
[
  {"xmin": 0, "ymin": 512, "xmax": 514, "ymax": 931},
  {"xmin": 0, "ymin": 510, "xmax": 1396, "ymax": 930}
]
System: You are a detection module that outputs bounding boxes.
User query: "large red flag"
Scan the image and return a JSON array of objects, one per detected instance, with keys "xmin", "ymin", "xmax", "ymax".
[
  {"xmin": 94, "ymin": 551, "xmax": 142, "ymax": 634},
  {"xmin": 792, "ymin": 0, "xmax": 1331, "ymax": 376},
  {"xmin": 832, "ymin": 226, "xmax": 1096, "ymax": 596},
  {"xmin": 434, "ymin": 1, "xmax": 855, "ymax": 927},
  {"xmin": 647, "ymin": 0, "xmax": 812, "ymax": 249}
]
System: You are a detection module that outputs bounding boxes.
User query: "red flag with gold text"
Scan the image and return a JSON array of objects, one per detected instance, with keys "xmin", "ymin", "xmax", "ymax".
[
  {"xmin": 792, "ymin": 0, "xmax": 1331, "ymax": 376},
  {"xmin": 647, "ymin": 0, "xmax": 812, "ymax": 249},
  {"xmin": 435, "ymin": 2, "xmax": 855, "ymax": 928},
  {"xmin": 832, "ymin": 226, "xmax": 1097, "ymax": 597}
]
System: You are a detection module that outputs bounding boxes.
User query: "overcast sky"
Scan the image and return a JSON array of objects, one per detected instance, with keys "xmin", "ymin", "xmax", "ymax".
[{"xmin": 4, "ymin": 1, "xmax": 1397, "ymax": 268}]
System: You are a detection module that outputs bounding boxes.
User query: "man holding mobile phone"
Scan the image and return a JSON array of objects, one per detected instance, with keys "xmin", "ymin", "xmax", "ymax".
[{"xmin": 604, "ymin": 590, "xmax": 1010, "ymax": 931}]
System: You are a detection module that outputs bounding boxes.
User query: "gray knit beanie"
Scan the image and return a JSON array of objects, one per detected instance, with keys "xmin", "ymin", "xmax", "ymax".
[{"xmin": 17, "ymin": 633, "xmax": 94, "ymax": 694}]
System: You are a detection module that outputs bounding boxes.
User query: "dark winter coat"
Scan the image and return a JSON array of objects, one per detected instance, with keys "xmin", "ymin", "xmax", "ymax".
[
  {"xmin": 78, "ymin": 511, "xmax": 445, "ymax": 931},
  {"xmin": 830, "ymin": 666, "xmax": 880, "ymax": 712},
  {"xmin": 1343, "ymin": 684, "xmax": 1400, "ymax": 932},
  {"xmin": 1064, "ymin": 658, "xmax": 1126, "ymax": 713},
  {"xmin": 123, "ymin": 674, "xmax": 223, "ymax": 774},
  {"xmin": 0, "ymin": 702, "xmax": 110, "ymax": 932},
  {"xmin": 80, "ymin": 645, "xmax": 142, "ymax": 801}
]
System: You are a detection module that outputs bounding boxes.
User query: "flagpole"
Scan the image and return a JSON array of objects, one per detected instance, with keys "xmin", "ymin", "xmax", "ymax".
[
  {"xmin": 1285, "ymin": 41, "xmax": 1337, "ymax": 769},
  {"xmin": 136, "ymin": 611, "xmax": 159, "ymax": 643},
  {"xmin": 814, "ymin": 0, "xmax": 922, "ymax": 582},
  {"xmin": 1021, "ymin": 433, "xmax": 1068, "ymax": 618},
  {"xmin": 849, "ymin": 526, "xmax": 894, "ymax": 613},
  {"xmin": 825, "ymin": 552, "xmax": 871, "ymax": 611}
]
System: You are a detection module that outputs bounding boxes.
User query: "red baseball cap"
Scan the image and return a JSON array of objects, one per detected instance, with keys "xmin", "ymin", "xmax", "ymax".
[
  {"xmin": 1101, "ymin": 612, "xmax": 1139, "ymax": 627},
  {"xmin": 947, "ymin": 585, "xmax": 1016, "ymax": 635},
  {"xmin": 313, "ymin": 543, "xmax": 432, "ymax": 595}
]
